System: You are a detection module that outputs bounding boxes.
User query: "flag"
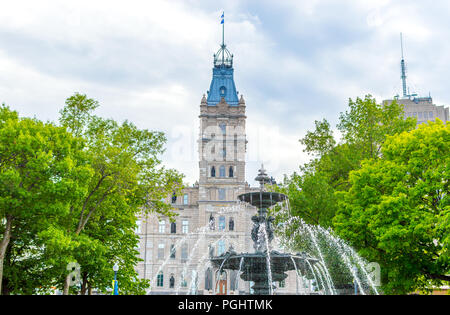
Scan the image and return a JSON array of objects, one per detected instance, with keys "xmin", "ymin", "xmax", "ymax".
[{"xmin": 221, "ymin": 12, "xmax": 224, "ymax": 24}]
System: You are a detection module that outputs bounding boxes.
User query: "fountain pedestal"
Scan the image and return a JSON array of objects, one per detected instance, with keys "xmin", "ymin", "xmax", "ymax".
[{"xmin": 210, "ymin": 166, "xmax": 319, "ymax": 295}]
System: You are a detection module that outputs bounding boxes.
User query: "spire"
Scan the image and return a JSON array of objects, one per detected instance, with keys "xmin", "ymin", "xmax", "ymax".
[
  {"xmin": 400, "ymin": 33, "xmax": 408, "ymax": 98},
  {"xmin": 214, "ymin": 12, "xmax": 233, "ymax": 68},
  {"xmin": 207, "ymin": 12, "xmax": 239, "ymax": 106}
]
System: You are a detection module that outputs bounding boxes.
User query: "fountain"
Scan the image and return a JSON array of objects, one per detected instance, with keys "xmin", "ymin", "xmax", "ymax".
[{"xmin": 210, "ymin": 165, "xmax": 320, "ymax": 295}]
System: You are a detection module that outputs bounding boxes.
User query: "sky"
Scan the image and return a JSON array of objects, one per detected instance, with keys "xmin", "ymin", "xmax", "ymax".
[{"xmin": 1, "ymin": 0, "xmax": 450, "ymax": 186}]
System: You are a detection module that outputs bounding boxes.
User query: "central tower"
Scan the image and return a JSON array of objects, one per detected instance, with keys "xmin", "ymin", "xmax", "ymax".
[
  {"xmin": 195, "ymin": 22, "xmax": 253, "ymax": 294},
  {"xmin": 198, "ymin": 30, "xmax": 247, "ymax": 204}
]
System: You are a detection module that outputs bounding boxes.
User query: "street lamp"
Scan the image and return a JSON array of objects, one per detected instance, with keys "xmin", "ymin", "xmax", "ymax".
[{"xmin": 113, "ymin": 263, "xmax": 119, "ymax": 295}]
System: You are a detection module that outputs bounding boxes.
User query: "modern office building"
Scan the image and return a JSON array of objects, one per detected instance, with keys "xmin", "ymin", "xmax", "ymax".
[{"xmin": 383, "ymin": 34, "xmax": 449, "ymax": 125}]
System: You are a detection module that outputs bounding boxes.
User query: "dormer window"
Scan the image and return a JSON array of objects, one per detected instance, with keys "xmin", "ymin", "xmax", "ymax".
[{"xmin": 220, "ymin": 86, "xmax": 226, "ymax": 97}]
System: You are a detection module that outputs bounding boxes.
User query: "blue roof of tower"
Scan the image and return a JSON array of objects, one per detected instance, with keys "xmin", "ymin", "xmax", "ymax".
[{"xmin": 206, "ymin": 43, "xmax": 239, "ymax": 106}]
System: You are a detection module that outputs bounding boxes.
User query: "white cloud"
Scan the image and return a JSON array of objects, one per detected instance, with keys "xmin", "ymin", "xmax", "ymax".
[{"xmin": 1, "ymin": 0, "xmax": 450, "ymax": 186}]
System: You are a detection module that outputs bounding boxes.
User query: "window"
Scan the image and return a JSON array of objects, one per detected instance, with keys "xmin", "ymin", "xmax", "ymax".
[
  {"xmin": 209, "ymin": 215, "xmax": 215, "ymax": 230},
  {"xmin": 418, "ymin": 112, "xmax": 423, "ymax": 119},
  {"xmin": 220, "ymin": 124, "xmax": 226, "ymax": 135},
  {"xmin": 205, "ymin": 268, "xmax": 213, "ymax": 291},
  {"xmin": 230, "ymin": 270, "xmax": 238, "ymax": 291},
  {"xmin": 183, "ymin": 194, "xmax": 188, "ymax": 205},
  {"xmin": 219, "ymin": 165, "xmax": 226, "ymax": 177},
  {"xmin": 157, "ymin": 272, "xmax": 164, "ymax": 287},
  {"xmin": 182, "ymin": 220, "xmax": 189, "ymax": 234},
  {"xmin": 169, "ymin": 274, "xmax": 175, "ymax": 289},
  {"xmin": 229, "ymin": 217, "xmax": 235, "ymax": 231},
  {"xmin": 171, "ymin": 192, "xmax": 177, "ymax": 204},
  {"xmin": 220, "ymin": 86, "xmax": 226, "ymax": 97},
  {"xmin": 218, "ymin": 216, "xmax": 226, "ymax": 231},
  {"xmin": 171, "ymin": 222, "xmax": 176, "ymax": 234},
  {"xmin": 209, "ymin": 245, "xmax": 215, "ymax": 257},
  {"xmin": 218, "ymin": 188, "xmax": 226, "ymax": 200},
  {"xmin": 158, "ymin": 243, "xmax": 165, "ymax": 259},
  {"xmin": 429, "ymin": 111, "xmax": 434, "ymax": 118},
  {"xmin": 424, "ymin": 111, "xmax": 428, "ymax": 119},
  {"xmin": 135, "ymin": 220, "xmax": 142, "ymax": 234},
  {"xmin": 181, "ymin": 277, "xmax": 187, "ymax": 288},
  {"xmin": 229, "ymin": 166, "xmax": 234, "ymax": 178},
  {"xmin": 181, "ymin": 244, "xmax": 188, "ymax": 261},
  {"xmin": 170, "ymin": 244, "xmax": 176, "ymax": 259},
  {"xmin": 218, "ymin": 240, "xmax": 225, "ymax": 255},
  {"xmin": 158, "ymin": 220, "xmax": 166, "ymax": 233},
  {"xmin": 211, "ymin": 166, "xmax": 216, "ymax": 177}
]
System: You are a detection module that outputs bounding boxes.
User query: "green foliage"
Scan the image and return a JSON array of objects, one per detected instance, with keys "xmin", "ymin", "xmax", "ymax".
[
  {"xmin": 0, "ymin": 104, "xmax": 91, "ymax": 294},
  {"xmin": 276, "ymin": 96, "xmax": 416, "ymax": 228},
  {"xmin": 0, "ymin": 94, "xmax": 183, "ymax": 295},
  {"xmin": 334, "ymin": 120, "xmax": 450, "ymax": 294},
  {"xmin": 338, "ymin": 95, "xmax": 416, "ymax": 159}
]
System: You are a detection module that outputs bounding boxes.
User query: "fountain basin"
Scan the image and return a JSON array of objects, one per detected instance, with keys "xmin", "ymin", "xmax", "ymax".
[
  {"xmin": 210, "ymin": 250, "xmax": 319, "ymax": 294},
  {"xmin": 238, "ymin": 192, "xmax": 287, "ymax": 210}
]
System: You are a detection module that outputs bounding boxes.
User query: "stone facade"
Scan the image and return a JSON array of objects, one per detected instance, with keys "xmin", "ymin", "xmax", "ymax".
[{"xmin": 135, "ymin": 43, "xmax": 303, "ymax": 295}]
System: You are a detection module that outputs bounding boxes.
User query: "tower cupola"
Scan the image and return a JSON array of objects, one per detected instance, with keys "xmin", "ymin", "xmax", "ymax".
[{"xmin": 206, "ymin": 12, "xmax": 239, "ymax": 106}]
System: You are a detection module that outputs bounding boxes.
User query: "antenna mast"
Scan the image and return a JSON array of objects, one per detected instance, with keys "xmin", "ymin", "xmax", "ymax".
[{"xmin": 400, "ymin": 33, "xmax": 408, "ymax": 98}]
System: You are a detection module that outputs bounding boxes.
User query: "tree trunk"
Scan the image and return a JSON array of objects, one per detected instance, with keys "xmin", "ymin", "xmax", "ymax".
[
  {"xmin": 80, "ymin": 272, "xmax": 88, "ymax": 295},
  {"xmin": 63, "ymin": 274, "xmax": 71, "ymax": 295},
  {"xmin": 0, "ymin": 215, "xmax": 13, "ymax": 295}
]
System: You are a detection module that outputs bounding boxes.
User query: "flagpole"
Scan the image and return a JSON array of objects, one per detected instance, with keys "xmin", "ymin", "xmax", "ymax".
[{"xmin": 222, "ymin": 12, "xmax": 225, "ymax": 64}]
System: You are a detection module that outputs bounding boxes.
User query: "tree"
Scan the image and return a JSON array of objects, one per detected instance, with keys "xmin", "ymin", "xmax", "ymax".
[
  {"xmin": 333, "ymin": 120, "xmax": 450, "ymax": 294},
  {"xmin": 52, "ymin": 93, "xmax": 184, "ymax": 294},
  {"xmin": 0, "ymin": 104, "xmax": 90, "ymax": 294},
  {"xmin": 275, "ymin": 96, "xmax": 416, "ymax": 227}
]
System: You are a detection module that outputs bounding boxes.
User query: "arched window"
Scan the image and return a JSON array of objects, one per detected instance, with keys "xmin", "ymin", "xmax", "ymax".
[
  {"xmin": 157, "ymin": 272, "xmax": 164, "ymax": 287},
  {"xmin": 219, "ymin": 165, "xmax": 226, "ymax": 177},
  {"xmin": 209, "ymin": 214, "xmax": 215, "ymax": 230},
  {"xmin": 215, "ymin": 270, "xmax": 227, "ymax": 295},
  {"xmin": 211, "ymin": 166, "xmax": 216, "ymax": 177},
  {"xmin": 169, "ymin": 274, "xmax": 175, "ymax": 288},
  {"xmin": 229, "ymin": 166, "xmax": 234, "ymax": 178},
  {"xmin": 220, "ymin": 86, "xmax": 226, "ymax": 97},
  {"xmin": 229, "ymin": 217, "xmax": 234, "ymax": 231},
  {"xmin": 171, "ymin": 222, "xmax": 176, "ymax": 234},
  {"xmin": 205, "ymin": 268, "xmax": 213, "ymax": 291}
]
